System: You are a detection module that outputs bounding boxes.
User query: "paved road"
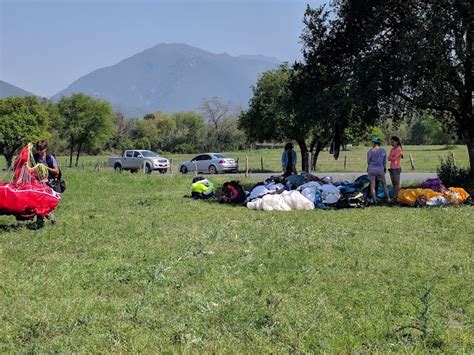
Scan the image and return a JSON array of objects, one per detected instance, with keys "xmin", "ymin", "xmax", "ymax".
[{"xmin": 179, "ymin": 171, "xmax": 437, "ymax": 183}]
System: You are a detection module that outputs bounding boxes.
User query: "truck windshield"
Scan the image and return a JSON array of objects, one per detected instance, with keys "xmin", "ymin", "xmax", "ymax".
[{"xmin": 141, "ymin": 151, "xmax": 158, "ymax": 157}]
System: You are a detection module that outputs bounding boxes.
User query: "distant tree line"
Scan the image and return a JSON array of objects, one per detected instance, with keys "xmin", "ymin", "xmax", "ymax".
[
  {"xmin": 0, "ymin": 94, "xmax": 247, "ymax": 168},
  {"xmin": 105, "ymin": 97, "xmax": 247, "ymax": 154}
]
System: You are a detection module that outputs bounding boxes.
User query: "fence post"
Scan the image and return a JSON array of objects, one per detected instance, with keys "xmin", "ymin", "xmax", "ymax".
[
  {"xmin": 245, "ymin": 156, "xmax": 249, "ymax": 177},
  {"xmin": 194, "ymin": 161, "xmax": 198, "ymax": 176},
  {"xmin": 409, "ymin": 153, "xmax": 415, "ymax": 170},
  {"xmin": 344, "ymin": 155, "xmax": 347, "ymax": 170},
  {"xmin": 260, "ymin": 156, "xmax": 264, "ymax": 172},
  {"xmin": 450, "ymin": 152, "xmax": 457, "ymax": 166},
  {"xmin": 170, "ymin": 158, "xmax": 173, "ymax": 173}
]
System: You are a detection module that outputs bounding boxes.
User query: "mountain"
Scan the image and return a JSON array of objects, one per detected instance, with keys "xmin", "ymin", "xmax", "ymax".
[
  {"xmin": 51, "ymin": 43, "xmax": 280, "ymax": 117},
  {"xmin": 0, "ymin": 80, "xmax": 37, "ymax": 98}
]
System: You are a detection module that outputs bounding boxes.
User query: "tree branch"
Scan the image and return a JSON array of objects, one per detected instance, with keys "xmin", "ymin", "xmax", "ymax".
[{"xmin": 397, "ymin": 91, "xmax": 460, "ymax": 119}]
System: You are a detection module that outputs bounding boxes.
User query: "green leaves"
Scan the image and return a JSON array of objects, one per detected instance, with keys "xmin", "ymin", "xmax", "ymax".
[
  {"xmin": 0, "ymin": 96, "xmax": 49, "ymax": 166},
  {"xmin": 57, "ymin": 93, "xmax": 114, "ymax": 166}
]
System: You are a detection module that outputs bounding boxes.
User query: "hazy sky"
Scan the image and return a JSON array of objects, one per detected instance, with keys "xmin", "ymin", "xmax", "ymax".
[{"xmin": 0, "ymin": 0, "xmax": 325, "ymax": 97}]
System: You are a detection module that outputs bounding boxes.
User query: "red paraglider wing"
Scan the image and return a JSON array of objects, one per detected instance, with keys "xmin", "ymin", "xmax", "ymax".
[{"xmin": 0, "ymin": 144, "xmax": 61, "ymax": 219}]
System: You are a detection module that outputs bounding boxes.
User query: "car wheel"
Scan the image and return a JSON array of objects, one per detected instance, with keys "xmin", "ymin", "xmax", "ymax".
[
  {"xmin": 209, "ymin": 165, "xmax": 218, "ymax": 174},
  {"xmin": 180, "ymin": 165, "xmax": 188, "ymax": 174},
  {"xmin": 145, "ymin": 164, "xmax": 152, "ymax": 174},
  {"xmin": 114, "ymin": 163, "xmax": 123, "ymax": 173}
]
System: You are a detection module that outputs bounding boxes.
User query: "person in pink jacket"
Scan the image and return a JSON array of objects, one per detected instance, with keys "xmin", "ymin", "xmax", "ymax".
[{"xmin": 388, "ymin": 136, "xmax": 404, "ymax": 197}]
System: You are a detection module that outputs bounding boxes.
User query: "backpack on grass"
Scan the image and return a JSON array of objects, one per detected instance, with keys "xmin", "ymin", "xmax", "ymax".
[
  {"xmin": 191, "ymin": 177, "xmax": 215, "ymax": 199},
  {"xmin": 219, "ymin": 181, "xmax": 247, "ymax": 204}
]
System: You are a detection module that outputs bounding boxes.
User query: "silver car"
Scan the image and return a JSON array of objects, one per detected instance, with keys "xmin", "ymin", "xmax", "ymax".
[{"xmin": 179, "ymin": 153, "xmax": 238, "ymax": 174}]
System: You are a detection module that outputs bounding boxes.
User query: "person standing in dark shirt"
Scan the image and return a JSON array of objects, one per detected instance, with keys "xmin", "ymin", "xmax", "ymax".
[{"xmin": 281, "ymin": 142, "xmax": 297, "ymax": 176}]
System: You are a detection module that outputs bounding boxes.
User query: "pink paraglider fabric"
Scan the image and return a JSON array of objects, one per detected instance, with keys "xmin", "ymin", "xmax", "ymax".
[{"xmin": 0, "ymin": 145, "xmax": 61, "ymax": 220}]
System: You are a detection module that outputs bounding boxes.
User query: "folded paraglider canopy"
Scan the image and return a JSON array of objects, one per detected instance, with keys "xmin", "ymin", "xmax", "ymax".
[{"xmin": 0, "ymin": 144, "xmax": 61, "ymax": 220}]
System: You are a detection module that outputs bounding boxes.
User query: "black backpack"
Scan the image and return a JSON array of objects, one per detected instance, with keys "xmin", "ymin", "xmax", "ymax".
[
  {"xmin": 335, "ymin": 192, "xmax": 366, "ymax": 209},
  {"xmin": 49, "ymin": 169, "xmax": 66, "ymax": 193},
  {"xmin": 219, "ymin": 181, "xmax": 247, "ymax": 204}
]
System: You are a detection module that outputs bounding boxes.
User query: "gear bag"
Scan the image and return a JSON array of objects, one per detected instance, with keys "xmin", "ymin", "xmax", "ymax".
[{"xmin": 219, "ymin": 181, "xmax": 247, "ymax": 204}]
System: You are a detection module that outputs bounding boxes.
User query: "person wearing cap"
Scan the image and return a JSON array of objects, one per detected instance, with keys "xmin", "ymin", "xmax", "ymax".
[{"xmin": 367, "ymin": 136, "xmax": 391, "ymax": 203}]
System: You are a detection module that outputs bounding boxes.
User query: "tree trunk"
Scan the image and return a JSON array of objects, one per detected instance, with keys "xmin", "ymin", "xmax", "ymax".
[
  {"xmin": 311, "ymin": 142, "xmax": 325, "ymax": 172},
  {"xmin": 4, "ymin": 153, "xmax": 14, "ymax": 170},
  {"xmin": 75, "ymin": 141, "xmax": 83, "ymax": 167},
  {"xmin": 466, "ymin": 137, "xmax": 474, "ymax": 176},
  {"xmin": 69, "ymin": 136, "xmax": 74, "ymax": 168},
  {"xmin": 296, "ymin": 140, "xmax": 309, "ymax": 172}
]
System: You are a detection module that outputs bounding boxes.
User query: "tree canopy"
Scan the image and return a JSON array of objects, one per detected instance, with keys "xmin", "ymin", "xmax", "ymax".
[
  {"xmin": 0, "ymin": 96, "xmax": 49, "ymax": 168},
  {"xmin": 328, "ymin": 0, "xmax": 473, "ymax": 172},
  {"xmin": 57, "ymin": 93, "xmax": 114, "ymax": 167}
]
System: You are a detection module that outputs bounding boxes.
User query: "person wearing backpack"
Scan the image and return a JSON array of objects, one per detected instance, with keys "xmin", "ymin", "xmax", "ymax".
[
  {"xmin": 281, "ymin": 142, "xmax": 297, "ymax": 176},
  {"xmin": 34, "ymin": 140, "xmax": 59, "ymax": 178},
  {"xmin": 33, "ymin": 140, "xmax": 60, "ymax": 225}
]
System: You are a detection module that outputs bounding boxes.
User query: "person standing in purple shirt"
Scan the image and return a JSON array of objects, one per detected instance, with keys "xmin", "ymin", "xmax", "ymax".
[{"xmin": 367, "ymin": 136, "xmax": 391, "ymax": 203}]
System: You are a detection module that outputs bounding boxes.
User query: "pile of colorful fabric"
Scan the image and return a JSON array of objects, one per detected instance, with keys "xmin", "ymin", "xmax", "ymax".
[
  {"xmin": 244, "ymin": 173, "xmax": 371, "ymax": 211},
  {"xmin": 188, "ymin": 173, "xmax": 471, "ymax": 211},
  {"xmin": 0, "ymin": 144, "xmax": 61, "ymax": 220},
  {"xmin": 397, "ymin": 178, "xmax": 470, "ymax": 206},
  {"xmin": 243, "ymin": 174, "xmax": 470, "ymax": 211}
]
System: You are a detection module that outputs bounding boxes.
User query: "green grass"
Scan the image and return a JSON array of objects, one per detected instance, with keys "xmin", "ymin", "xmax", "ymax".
[
  {"xmin": 46, "ymin": 144, "xmax": 470, "ymax": 174},
  {"xmin": 0, "ymin": 170, "xmax": 473, "ymax": 352}
]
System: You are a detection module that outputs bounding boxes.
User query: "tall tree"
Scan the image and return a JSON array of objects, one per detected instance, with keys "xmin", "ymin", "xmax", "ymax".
[
  {"xmin": 291, "ymin": 5, "xmax": 379, "ymax": 169},
  {"xmin": 332, "ymin": 0, "xmax": 473, "ymax": 172},
  {"xmin": 57, "ymin": 93, "xmax": 114, "ymax": 167},
  {"xmin": 199, "ymin": 97, "xmax": 232, "ymax": 130},
  {"xmin": 0, "ymin": 96, "xmax": 49, "ymax": 168},
  {"xmin": 239, "ymin": 64, "xmax": 321, "ymax": 171}
]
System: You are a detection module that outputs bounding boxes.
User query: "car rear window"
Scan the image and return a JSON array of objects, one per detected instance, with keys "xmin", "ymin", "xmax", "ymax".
[{"xmin": 214, "ymin": 154, "xmax": 227, "ymax": 159}]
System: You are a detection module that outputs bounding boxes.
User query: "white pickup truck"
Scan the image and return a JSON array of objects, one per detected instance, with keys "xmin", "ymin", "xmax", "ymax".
[{"xmin": 108, "ymin": 150, "xmax": 170, "ymax": 174}]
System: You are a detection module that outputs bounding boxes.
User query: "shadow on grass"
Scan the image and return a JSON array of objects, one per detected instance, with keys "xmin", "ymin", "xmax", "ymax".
[{"xmin": 0, "ymin": 221, "xmax": 38, "ymax": 232}]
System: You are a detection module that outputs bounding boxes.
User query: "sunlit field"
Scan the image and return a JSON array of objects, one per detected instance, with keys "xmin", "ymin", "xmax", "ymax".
[{"xmin": 1, "ymin": 169, "xmax": 472, "ymax": 352}]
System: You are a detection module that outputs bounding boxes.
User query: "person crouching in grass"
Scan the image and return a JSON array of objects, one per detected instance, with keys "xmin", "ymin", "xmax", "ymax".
[
  {"xmin": 33, "ymin": 139, "xmax": 59, "ymax": 226},
  {"xmin": 367, "ymin": 136, "xmax": 391, "ymax": 204}
]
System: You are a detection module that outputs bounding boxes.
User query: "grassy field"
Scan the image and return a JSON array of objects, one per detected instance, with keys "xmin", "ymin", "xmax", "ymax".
[
  {"xmin": 0, "ymin": 169, "xmax": 473, "ymax": 352},
  {"xmin": 46, "ymin": 145, "xmax": 470, "ymax": 174}
]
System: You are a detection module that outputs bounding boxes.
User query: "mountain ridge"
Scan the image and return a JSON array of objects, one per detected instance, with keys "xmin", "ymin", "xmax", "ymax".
[
  {"xmin": 0, "ymin": 80, "xmax": 38, "ymax": 98},
  {"xmin": 51, "ymin": 43, "xmax": 280, "ymax": 117}
]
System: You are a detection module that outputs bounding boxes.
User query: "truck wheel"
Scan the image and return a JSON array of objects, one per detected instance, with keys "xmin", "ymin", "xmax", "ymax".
[
  {"xmin": 145, "ymin": 164, "xmax": 152, "ymax": 174},
  {"xmin": 114, "ymin": 163, "xmax": 123, "ymax": 173},
  {"xmin": 209, "ymin": 165, "xmax": 218, "ymax": 174},
  {"xmin": 180, "ymin": 166, "xmax": 188, "ymax": 174}
]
